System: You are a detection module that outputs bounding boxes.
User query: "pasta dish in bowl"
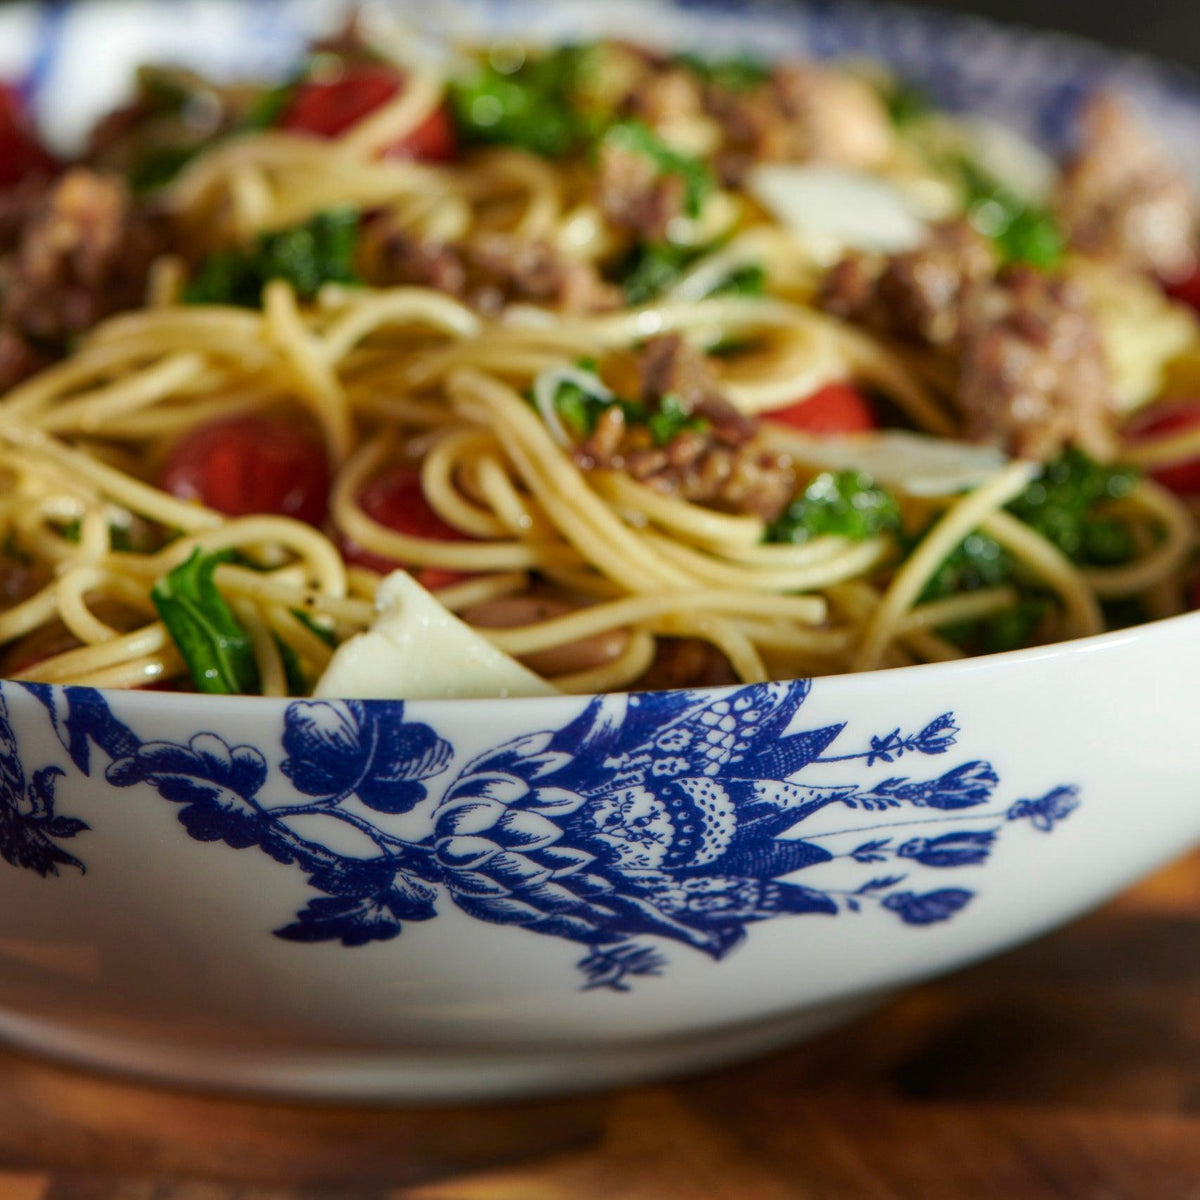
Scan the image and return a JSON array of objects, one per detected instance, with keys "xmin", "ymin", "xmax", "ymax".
[
  {"xmin": 0, "ymin": 0, "xmax": 1197, "ymax": 1102},
  {"xmin": 1, "ymin": 5, "xmax": 1198, "ymax": 696}
]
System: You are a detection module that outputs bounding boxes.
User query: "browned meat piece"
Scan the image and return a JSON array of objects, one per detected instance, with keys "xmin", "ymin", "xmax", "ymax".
[
  {"xmin": 357, "ymin": 217, "xmax": 620, "ymax": 316},
  {"xmin": 820, "ymin": 224, "xmax": 1117, "ymax": 460},
  {"xmin": 639, "ymin": 332, "xmax": 761, "ymax": 448},
  {"xmin": 357, "ymin": 219, "xmax": 468, "ymax": 296},
  {"xmin": 595, "ymin": 139, "xmax": 688, "ymax": 242},
  {"xmin": 579, "ymin": 335, "xmax": 796, "ymax": 520},
  {"xmin": 464, "ymin": 233, "xmax": 623, "ymax": 316},
  {"xmin": 632, "ymin": 637, "xmax": 738, "ymax": 691},
  {"xmin": 821, "ymin": 220, "xmax": 998, "ymax": 347},
  {"xmin": 1057, "ymin": 94, "xmax": 1199, "ymax": 281},
  {"xmin": 958, "ymin": 267, "xmax": 1116, "ymax": 461},
  {"xmin": 0, "ymin": 169, "xmax": 166, "ymax": 391},
  {"xmin": 0, "ymin": 327, "xmax": 49, "ymax": 390},
  {"xmin": 0, "ymin": 552, "xmax": 48, "ymax": 609},
  {"xmin": 710, "ymin": 64, "xmax": 894, "ymax": 183}
]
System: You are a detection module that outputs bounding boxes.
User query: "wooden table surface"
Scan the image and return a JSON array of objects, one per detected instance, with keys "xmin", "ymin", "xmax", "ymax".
[{"xmin": 0, "ymin": 852, "xmax": 1197, "ymax": 1200}]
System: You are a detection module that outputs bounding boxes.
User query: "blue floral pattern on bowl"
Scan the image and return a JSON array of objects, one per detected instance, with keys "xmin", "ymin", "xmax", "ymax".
[{"xmin": 0, "ymin": 681, "xmax": 1078, "ymax": 991}]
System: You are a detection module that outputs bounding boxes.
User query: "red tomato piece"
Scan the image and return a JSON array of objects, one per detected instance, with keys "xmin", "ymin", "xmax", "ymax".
[
  {"xmin": 161, "ymin": 415, "xmax": 331, "ymax": 526},
  {"xmin": 278, "ymin": 64, "xmax": 457, "ymax": 161},
  {"xmin": 383, "ymin": 102, "xmax": 457, "ymax": 163},
  {"xmin": 279, "ymin": 64, "xmax": 401, "ymax": 138},
  {"xmin": 343, "ymin": 464, "xmax": 473, "ymax": 589},
  {"xmin": 1125, "ymin": 398, "xmax": 1200, "ymax": 495},
  {"xmin": 0, "ymin": 85, "xmax": 57, "ymax": 188},
  {"xmin": 764, "ymin": 383, "xmax": 877, "ymax": 436},
  {"xmin": 1165, "ymin": 265, "xmax": 1200, "ymax": 315}
]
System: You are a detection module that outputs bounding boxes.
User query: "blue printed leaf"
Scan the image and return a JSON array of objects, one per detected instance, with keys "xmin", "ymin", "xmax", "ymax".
[{"xmin": 883, "ymin": 888, "xmax": 974, "ymax": 925}]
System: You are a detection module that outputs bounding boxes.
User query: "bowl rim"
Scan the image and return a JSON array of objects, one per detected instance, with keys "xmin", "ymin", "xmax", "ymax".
[{"xmin": 9, "ymin": 606, "xmax": 1196, "ymax": 714}]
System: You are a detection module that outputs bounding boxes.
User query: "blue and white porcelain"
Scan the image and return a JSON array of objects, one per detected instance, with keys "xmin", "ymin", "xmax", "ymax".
[{"xmin": 1, "ymin": 0, "xmax": 1199, "ymax": 1101}]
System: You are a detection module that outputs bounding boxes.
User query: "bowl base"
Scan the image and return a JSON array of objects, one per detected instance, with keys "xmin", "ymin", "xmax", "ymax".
[{"xmin": 0, "ymin": 994, "xmax": 889, "ymax": 1103}]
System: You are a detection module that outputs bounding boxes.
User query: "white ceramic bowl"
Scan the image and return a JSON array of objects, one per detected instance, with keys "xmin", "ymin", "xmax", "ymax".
[{"xmin": 1, "ymin": 0, "xmax": 1199, "ymax": 1102}]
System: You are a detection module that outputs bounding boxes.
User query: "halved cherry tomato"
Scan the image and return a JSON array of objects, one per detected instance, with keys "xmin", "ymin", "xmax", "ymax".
[
  {"xmin": 1125, "ymin": 398, "xmax": 1200, "ymax": 495},
  {"xmin": 160, "ymin": 415, "xmax": 331, "ymax": 526},
  {"xmin": 342, "ymin": 464, "xmax": 472, "ymax": 589},
  {"xmin": 0, "ymin": 85, "xmax": 57, "ymax": 188},
  {"xmin": 382, "ymin": 100, "xmax": 457, "ymax": 163},
  {"xmin": 278, "ymin": 64, "xmax": 457, "ymax": 161},
  {"xmin": 1165, "ymin": 265, "xmax": 1200, "ymax": 315},
  {"xmin": 764, "ymin": 383, "xmax": 877, "ymax": 436}
]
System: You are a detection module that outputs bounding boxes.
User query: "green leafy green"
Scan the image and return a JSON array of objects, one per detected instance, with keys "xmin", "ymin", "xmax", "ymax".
[
  {"xmin": 128, "ymin": 145, "xmax": 205, "ymax": 195},
  {"xmin": 52, "ymin": 518, "xmax": 146, "ymax": 553},
  {"xmin": 1007, "ymin": 449, "xmax": 1138, "ymax": 562},
  {"xmin": 450, "ymin": 45, "xmax": 594, "ymax": 158},
  {"xmin": 152, "ymin": 549, "xmax": 261, "ymax": 695},
  {"xmin": 184, "ymin": 208, "xmax": 361, "ymax": 307},
  {"xmin": 274, "ymin": 635, "xmax": 308, "ymax": 696},
  {"xmin": 620, "ymin": 241, "xmax": 766, "ymax": 305},
  {"xmin": 240, "ymin": 79, "xmax": 297, "ymax": 131},
  {"xmin": 544, "ymin": 363, "xmax": 707, "ymax": 446},
  {"xmin": 621, "ymin": 243, "xmax": 697, "ymax": 305},
  {"xmin": 920, "ymin": 451, "xmax": 1139, "ymax": 651},
  {"xmin": 921, "ymin": 530, "xmax": 1014, "ymax": 602},
  {"xmin": 645, "ymin": 393, "xmax": 704, "ymax": 446},
  {"xmin": 675, "ymin": 52, "xmax": 770, "ymax": 92},
  {"xmin": 292, "ymin": 608, "xmax": 337, "ymax": 647},
  {"xmin": 958, "ymin": 157, "xmax": 1064, "ymax": 270},
  {"xmin": 766, "ymin": 471, "xmax": 902, "ymax": 546},
  {"xmin": 716, "ymin": 263, "xmax": 768, "ymax": 297},
  {"xmin": 884, "ymin": 80, "xmax": 933, "ymax": 130},
  {"xmin": 601, "ymin": 120, "xmax": 715, "ymax": 218},
  {"xmin": 941, "ymin": 595, "xmax": 1048, "ymax": 655}
]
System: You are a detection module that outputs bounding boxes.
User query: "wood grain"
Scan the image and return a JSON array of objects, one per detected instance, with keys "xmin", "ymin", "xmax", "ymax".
[{"xmin": 0, "ymin": 852, "xmax": 1197, "ymax": 1200}]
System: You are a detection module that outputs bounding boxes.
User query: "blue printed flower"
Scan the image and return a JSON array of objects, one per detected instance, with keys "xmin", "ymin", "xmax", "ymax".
[
  {"xmin": 6, "ymin": 674, "xmax": 1083, "ymax": 991},
  {"xmin": 898, "ymin": 830, "xmax": 996, "ymax": 867},
  {"xmin": 0, "ymin": 694, "xmax": 88, "ymax": 876},
  {"xmin": 881, "ymin": 761, "xmax": 999, "ymax": 810},
  {"xmin": 1007, "ymin": 785, "xmax": 1080, "ymax": 832},
  {"xmin": 882, "ymin": 888, "xmax": 974, "ymax": 925},
  {"xmin": 281, "ymin": 700, "xmax": 452, "ymax": 815},
  {"xmin": 912, "ymin": 714, "xmax": 959, "ymax": 755}
]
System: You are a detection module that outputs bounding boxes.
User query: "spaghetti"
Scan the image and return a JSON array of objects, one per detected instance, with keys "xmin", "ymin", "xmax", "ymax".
[{"xmin": 0, "ymin": 24, "xmax": 1196, "ymax": 697}]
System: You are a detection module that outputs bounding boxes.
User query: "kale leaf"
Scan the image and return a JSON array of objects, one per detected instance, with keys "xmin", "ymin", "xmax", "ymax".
[
  {"xmin": 184, "ymin": 208, "xmax": 361, "ymax": 307},
  {"xmin": 620, "ymin": 241, "xmax": 766, "ymax": 305},
  {"xmin": 1007, "ymin": 449, "xmax": 1137, "ymax": 562},
  {"xmin": 601, "ymin": 120, "xmax": 715, "ymax": 218},
  {"xmin": 544, "ymin": 363, "xmax": 706, "ymax": 446},
  {"xmin": 152, "ymin": 549, "xmax": 261, "ymax": 694},
  {"xmin": 766, "ymin": 471, "xmax": 902, "ymax": 545},
  {"xmin": 922, "ymin": 450, "xmax": 1139, "ymax": 650},
  {"xmin": 958, "ymin": 157, "xmax": 1064, "ymax": 270},
  {"xmin": 450, "ymin": 45, "xmax": 593, "ymax": 158},
  {"xmin": 674, "ymin": 53, "xmax": 770, "ymax": 93}
]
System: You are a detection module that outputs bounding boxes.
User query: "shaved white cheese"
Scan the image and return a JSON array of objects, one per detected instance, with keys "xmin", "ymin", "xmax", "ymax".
[
  {"xmin": 315, "ymin": 572, "xmax": 558, "ymax": 701},
  {"xmin": 745, "ymin": 164, "xmax": 927, "ymax": 261},
  {"xmin": 769, "ymin": 428, "xmax": 1009, "ymax": 497},
  {"xmin": 962, "ymin": 117, "xmax": 1058, "ymax": 205}
]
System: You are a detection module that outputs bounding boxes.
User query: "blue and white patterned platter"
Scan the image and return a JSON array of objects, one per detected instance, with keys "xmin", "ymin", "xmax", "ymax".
[{"xmin": 0, "ymin": 0, "xmax": 1198, "ymax": 1101}]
